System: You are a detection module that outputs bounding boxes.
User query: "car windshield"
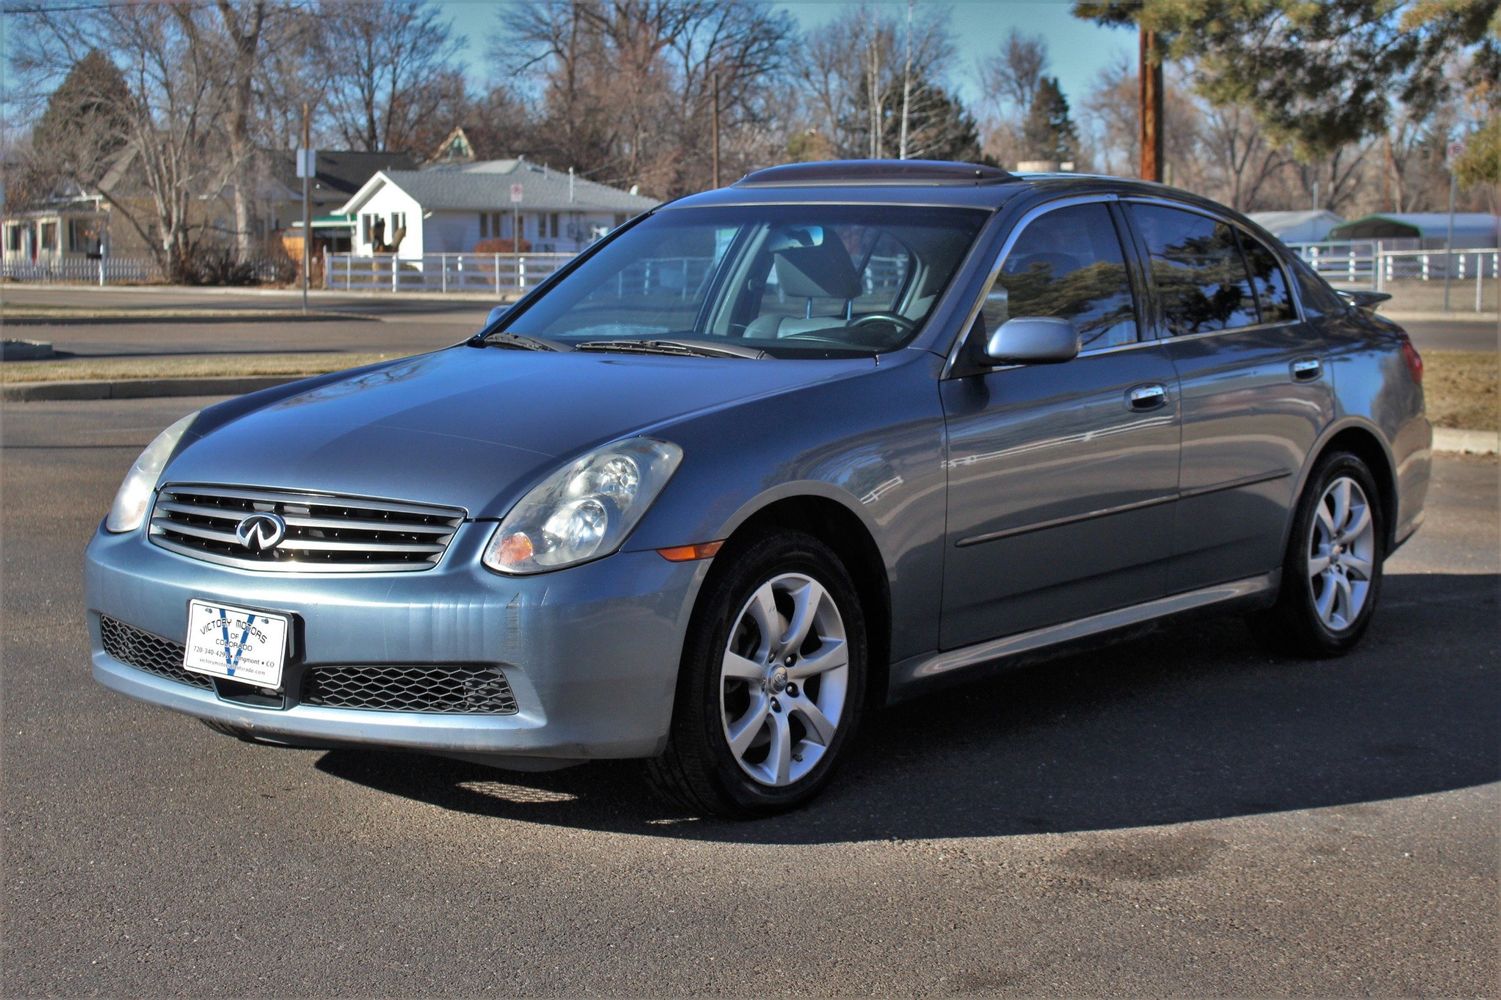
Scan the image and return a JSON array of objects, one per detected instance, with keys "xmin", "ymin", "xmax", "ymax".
[{"xmin": 495, "ymin": 204, "xmax": 988, "ymax": 358}]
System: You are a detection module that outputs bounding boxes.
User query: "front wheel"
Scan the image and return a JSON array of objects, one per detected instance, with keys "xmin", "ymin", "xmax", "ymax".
[
  {"xmin": 647, "ymin": 531, "xmax": 867, "ymax": 818},
  {"xmin": 1255, "ymin": 451, "xmax": 1385, "ymax": 656}
]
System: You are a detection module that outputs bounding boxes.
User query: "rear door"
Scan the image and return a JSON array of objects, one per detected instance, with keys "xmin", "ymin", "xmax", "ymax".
[
  {"xmin": 939, "ymin": 198, "xmax": 1182, "ymax": 650},
  {"xmin": 1123, "ymin": 201, "xmax": 1336, "ymax": 590}
]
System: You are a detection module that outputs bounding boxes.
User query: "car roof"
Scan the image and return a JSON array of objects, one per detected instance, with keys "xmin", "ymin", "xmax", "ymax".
[{"xmin": 664, "ymin": 160, "xmax": 1237, "ymax": 217}]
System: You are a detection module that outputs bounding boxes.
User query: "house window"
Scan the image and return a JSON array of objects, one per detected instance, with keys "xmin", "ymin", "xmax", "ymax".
[
  {"xmin": 68, "ymin": 219, "xmax": 101, "ymax": 255},
  {"xmin": 479, "ymin": 213, "xmax": 488, "ymax": 239},
  {"xmin": 361, "ymin": 213, "xmax": 373, "ymax": 245},
  {"xmin": 548, "ymin": 213, "xmax": 560, "ymax": 238},
  {"xmin": 40, "ymin": 222, "xmax": 57, "ymax": 251},
  {"xmin": 5, "ymin": 224, "xmax": 21, "ymax": 252},
  {"xmin": 390, "ymin": 212, "xmax": 406, "ymax": 235}
]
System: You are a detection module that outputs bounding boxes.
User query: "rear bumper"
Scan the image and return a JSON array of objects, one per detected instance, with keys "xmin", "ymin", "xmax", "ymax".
[{"xmin": 85, "ymin": 520, "xmax": 707, "ymax": 763}]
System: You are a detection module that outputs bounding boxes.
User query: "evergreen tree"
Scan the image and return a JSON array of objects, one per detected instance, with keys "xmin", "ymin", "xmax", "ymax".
[
  {"xmin": 16, "ymin": 49, "xmax": 132, "ymax": 206},
  {"xmin": 1022, "ymin": 76, "xmax": 1078, "ymax": 163}
]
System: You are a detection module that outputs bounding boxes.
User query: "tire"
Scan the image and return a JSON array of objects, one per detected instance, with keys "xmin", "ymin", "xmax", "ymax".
[
  {"xmin": 646, "ymin": 530, "xmax": 868, "ymax": 818},
  {"xmin": 1255, "ymin": 451, "xmax": 1385, "ymax": 657}
]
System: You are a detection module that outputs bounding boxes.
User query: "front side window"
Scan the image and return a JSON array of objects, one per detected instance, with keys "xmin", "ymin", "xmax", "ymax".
[
  {"xmin": 499, "ymin": 204, "xmax": 987, "ymax": 358},
  {"xmin": 1129, "ymin": 204, "xmax": 1259, "ymax": 335},
  {"xmin": 986, "ymin": 202, "xmax": 1138, "ymax": 351}
]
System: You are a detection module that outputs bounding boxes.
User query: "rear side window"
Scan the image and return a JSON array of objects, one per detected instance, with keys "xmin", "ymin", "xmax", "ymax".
[
  {"xmin": 1236, "ymin": 231, "xmax": 1296, "ymax": 324},
  {"xmin": 990, "ymin": 202, "xmax": 1138, "ymax": 351},
  {"xmin": 1129, "ymin": 204, "xmax": 1259, "ymax": 335},
  {"xmin": 1287, "ymin": 253, "xmax": 1346, "ymax": 317}
]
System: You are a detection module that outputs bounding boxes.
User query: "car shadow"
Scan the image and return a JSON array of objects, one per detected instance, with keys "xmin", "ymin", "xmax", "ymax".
[{"xmin": 314, "ymin": 571, "xmax": 1500, "ymax": 844}]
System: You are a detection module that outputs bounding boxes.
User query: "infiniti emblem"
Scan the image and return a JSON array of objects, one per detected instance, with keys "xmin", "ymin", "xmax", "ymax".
[{"xmin": 235, "ymin": 512, "xmax": 287, "ymax": 552}]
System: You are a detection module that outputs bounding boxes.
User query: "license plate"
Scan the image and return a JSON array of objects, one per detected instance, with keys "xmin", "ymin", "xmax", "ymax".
[{"xmin": 183, "ymin": 600, "xmax": 290, "ymax": 689}]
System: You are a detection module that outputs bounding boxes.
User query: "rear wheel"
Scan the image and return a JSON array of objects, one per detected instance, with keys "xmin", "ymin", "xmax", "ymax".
[
  {"xmin": 647, "ymin": 531, "xmax": 867, "ymax": 817},
  {"xmin": 1256, "ymin": 451, "xmax": 1384, "ymax": 656}
]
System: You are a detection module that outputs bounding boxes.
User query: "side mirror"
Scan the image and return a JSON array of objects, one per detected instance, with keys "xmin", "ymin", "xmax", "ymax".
[
  {"xmin": 482, "ymin": 304, "xmax": 509, "ymax": 331},
  {"xmin": 984, "ymin": 317, "xmax": 1080, "ymax": 364}
]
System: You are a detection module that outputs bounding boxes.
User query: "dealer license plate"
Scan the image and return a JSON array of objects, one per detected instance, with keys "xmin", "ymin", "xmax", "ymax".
[{"xmin": 183, "ymin": 600, "xmax": 290, "ymax": 689}]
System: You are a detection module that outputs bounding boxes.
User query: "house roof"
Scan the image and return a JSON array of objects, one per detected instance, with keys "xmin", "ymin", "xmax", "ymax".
[
  {"xmin": 338, "ymin": 160, "xmax": 659, "ymax": 216},
  {"xmin": 1247, "ymin": 210, "xmax": 1344, "ymax": 243},
  {"xmin": 1329, "ymin": 212, "xmax": 1500, "ymax": 242},
  {"xmin": 267, "ymin": 150, "xmax": 421, "ymax": 201}
]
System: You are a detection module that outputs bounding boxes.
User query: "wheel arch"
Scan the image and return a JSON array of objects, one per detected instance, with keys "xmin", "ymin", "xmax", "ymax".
[
  {"xmin": 1288, "ymin": 418, "xmax": 1400, "ymax": 554},
  {"xmin": 707, "ymin": 489, "xmax": 893, "ymax": 708}
]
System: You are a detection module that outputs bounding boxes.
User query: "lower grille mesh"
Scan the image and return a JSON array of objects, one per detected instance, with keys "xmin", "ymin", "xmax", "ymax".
[
  {"xmin": 303, "ymin": 664, "xmax": 518, "ymax": 715},
  {"xmin": 98, "ymin": 616, "xmax": 518, "ymax": 716},
  {"xmin": 99, "ymin": 616, "xmax": 213, "ymax": 690}
]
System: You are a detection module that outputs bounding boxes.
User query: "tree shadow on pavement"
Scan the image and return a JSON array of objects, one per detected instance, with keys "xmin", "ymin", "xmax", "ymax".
[{"xmin": 315, "ymin": 571, "xmax": 1500, "ymax": 844}]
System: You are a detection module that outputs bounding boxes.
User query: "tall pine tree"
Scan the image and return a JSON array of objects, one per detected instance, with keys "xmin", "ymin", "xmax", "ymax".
[{"xmin": 1023, "ymin": 76, "xmax": 1079, "ymax": 163}]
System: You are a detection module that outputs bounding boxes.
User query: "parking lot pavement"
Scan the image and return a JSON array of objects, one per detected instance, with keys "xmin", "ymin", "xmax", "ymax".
[{"xmin": 3, "ymin": 396, "xmax": 1497, "ymax": 997}]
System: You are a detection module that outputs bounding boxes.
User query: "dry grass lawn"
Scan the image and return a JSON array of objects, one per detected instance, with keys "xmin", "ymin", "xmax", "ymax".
[
  {"xmin": 1, "ymin": 352, "xmax": 400, "ymax": 384},
  {"xmin": 1424, "ymin": 350, "xmax": 1498, "ymax": 432}
]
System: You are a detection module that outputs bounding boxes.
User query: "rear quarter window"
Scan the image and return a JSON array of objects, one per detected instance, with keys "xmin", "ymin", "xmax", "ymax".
[{"xmin": 1236, "ymin": 231, "xmax": 1297, "ymax": 324}]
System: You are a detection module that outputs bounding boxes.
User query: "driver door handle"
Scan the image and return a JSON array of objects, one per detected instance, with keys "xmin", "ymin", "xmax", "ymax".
[{"xmin": 1128, "ymin": 384, "xmax": 1168, "ymax": 411}]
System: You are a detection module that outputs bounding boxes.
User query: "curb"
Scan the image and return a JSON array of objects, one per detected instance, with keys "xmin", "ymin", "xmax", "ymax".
[
  {"xmin": 1, "ymin": 375, "xmax": 298, "ymax": 402},
  {"xmin": 1382, "ymin": 310, "xmax": 1500, "ymax": 324},
  {"xmin": 1432, "ymin": 427, "xmax": 1500, "ymax": 455}
]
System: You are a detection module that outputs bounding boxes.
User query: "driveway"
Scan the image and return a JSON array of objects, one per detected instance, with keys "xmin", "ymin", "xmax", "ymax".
[{"xmin": 2, "ymin": 395, "xmax": 1496, "ymax": 996}]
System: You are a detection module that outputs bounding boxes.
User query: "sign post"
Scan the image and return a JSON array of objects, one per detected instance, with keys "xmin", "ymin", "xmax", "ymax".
[
  {"xmin": 297, "ymin": 103, "xmax": 314, "ymax": 315},
  {"xmin": 510, "ymin": 183, "xmax": 523, "ymax": 295},
  {"xmin": 1444, "ymin": 140, "xmax": 1463, "ymax": 313}
]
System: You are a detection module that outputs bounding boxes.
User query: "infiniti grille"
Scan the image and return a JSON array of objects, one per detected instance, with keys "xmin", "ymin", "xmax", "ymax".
[{"xmin": 150, "ymin": 485, "xmax": 465, "ymax": 572}]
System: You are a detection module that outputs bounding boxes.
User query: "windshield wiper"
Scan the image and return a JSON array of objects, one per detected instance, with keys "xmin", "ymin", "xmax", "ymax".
[
  {"xmin": 576, "ymin": 339, "xmax": 766, "ymax": 360},
  {"xmin": 468, "ymin": 331, "xmax": 570, "ymax": 352}
]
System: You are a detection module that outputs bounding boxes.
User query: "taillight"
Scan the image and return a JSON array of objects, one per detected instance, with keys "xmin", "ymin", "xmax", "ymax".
[{"xmin": 1400, "ymin": 336, "xmax": 1423, "ymax": 384}]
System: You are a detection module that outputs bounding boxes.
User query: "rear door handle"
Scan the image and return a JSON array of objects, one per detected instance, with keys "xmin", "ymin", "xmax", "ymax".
[
  {"xmin": 1291, "ymin": 357, "xmax": 1323, "ymax": 381},
  {"xmin": 1128, "ymin": 384, "xmax": 1168, "ymax": 411}
]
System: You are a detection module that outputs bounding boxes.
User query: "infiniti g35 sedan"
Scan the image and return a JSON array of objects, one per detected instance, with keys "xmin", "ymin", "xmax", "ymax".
[{"xmin": 86, "ymin": 160, "xmax": 1430, "ymax": 817}]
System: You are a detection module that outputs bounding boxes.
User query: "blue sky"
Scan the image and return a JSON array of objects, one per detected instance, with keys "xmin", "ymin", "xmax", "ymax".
[{"xmin": 440, "ymin": 0, "xmax": 1133, "ymax": 113}]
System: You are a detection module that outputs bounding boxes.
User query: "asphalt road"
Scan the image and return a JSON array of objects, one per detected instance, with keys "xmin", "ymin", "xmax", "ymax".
[
  {"xmin": 2, "ymin": 396, "xmax": 1497, "ymax": 997},
  {"xmin": 3, "ymin": 285, "xmax": 1496, "ymax": 356}
]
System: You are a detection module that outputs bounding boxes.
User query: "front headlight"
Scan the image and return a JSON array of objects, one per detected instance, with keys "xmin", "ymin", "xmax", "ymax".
[
  {"xmin": 105, "ymin": 410, "xmax": 199, "ymax": 533},
  {"xmin": 483, "ymin": 438, "xmax": 683, "ymax": 574}
]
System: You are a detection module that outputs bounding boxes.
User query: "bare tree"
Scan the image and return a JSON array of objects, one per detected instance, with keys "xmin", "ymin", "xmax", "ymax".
[
  {"xmin": 1200, "ymin": 100, "xmax": 1290, "ymax": 211},
  {"xmin": 318, "ymin": 0, "xmax": 467, "ymax": 153},
  {"xmin": 8, "ymin": 2, "xmax": 236, "ymax": 275},
  {"xmin": 497, "ymin": 0, "xmax": 795, "ymax": 195},
  {"xmin": 794, "ymin": 4, "xmax": 954, "ymax": 161},
  {"xmin": 980, "ymin": 29, "xmax": 1049, "ymax": 117}
]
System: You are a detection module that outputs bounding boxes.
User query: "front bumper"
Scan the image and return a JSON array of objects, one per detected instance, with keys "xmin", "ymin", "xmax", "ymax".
[{"xmin": 85, "ymin": 519, "xmax": 707, "ymax": 763}]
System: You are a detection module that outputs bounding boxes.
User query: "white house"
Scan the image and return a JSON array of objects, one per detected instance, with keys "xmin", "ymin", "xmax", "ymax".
[
  {"xmin": 336, "ymin": 159, "xmax": 660, "ymax": 258},
  {"xmin": 1248, "ymin": 210, "xmax": 1344, "ymax": 245}
]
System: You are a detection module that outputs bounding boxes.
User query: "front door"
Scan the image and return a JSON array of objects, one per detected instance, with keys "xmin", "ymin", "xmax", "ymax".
[{"xmin": 940, "ymin": 200, "xmax": 1182, "ymax": 650}]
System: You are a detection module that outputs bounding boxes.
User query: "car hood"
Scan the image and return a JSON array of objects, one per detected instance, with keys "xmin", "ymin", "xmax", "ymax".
[{"xmin": 163, "ymin": 346, "xmax": 875, "ymax": 518}]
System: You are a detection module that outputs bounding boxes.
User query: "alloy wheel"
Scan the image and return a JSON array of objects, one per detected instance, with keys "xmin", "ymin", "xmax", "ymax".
[
  {"xmin": 719, "ymin": 572, "xmax": 850, "ymax": 787},
  {"xmin": 1307, "ymin": 475, "xmax": 1377, "ymax": 631}
]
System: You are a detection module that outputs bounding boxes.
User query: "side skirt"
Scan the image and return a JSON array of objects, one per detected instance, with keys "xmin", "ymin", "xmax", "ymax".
[{"xmin": 887, "ymin": 572, "xmax": 1279, "ymax": 703}]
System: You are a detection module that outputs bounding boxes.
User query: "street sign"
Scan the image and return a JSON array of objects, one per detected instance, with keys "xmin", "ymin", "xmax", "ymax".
[
  {"xmin": 296, "ymin": 148, "xmax": 317, "ymax": 178},
  {"xmin": 510, "ymin": 183, "xmax": 524, "ymax": 203}
]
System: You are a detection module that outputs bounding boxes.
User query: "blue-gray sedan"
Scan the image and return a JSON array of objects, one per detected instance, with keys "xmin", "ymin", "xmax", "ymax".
[{"xmin": 86, "ymin": 161, "xmax": 1430, "ymax": 816}]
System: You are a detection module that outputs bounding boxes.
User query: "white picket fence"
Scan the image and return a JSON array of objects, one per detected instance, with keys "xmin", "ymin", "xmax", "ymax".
[
  {"xmin": 321, "ymin": 252, "xmax": 577, "ymax": 295},
  {"xmin": 1290, "ymin": 241, "xmax": 1499, "ymax": 306},
  {"xmin": 1, "ymin": 257, "xmax": 164, "ymax": 284}
]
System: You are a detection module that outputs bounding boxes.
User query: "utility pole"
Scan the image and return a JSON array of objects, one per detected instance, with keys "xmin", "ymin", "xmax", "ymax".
[
  {"xmin": 898, "ymin": 0, "xmax": 913, "ymax": 160},
  {"xmin": 711, "ymin": 71, "xmax": 721, "ymax": 188},
  {"xmin": 300, "ymin": 102, "xmax": 311, "ymax": 315},
  {"xmin": 1138, "ymin": 27, "xmax": 1163, "ymax": 182}
]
